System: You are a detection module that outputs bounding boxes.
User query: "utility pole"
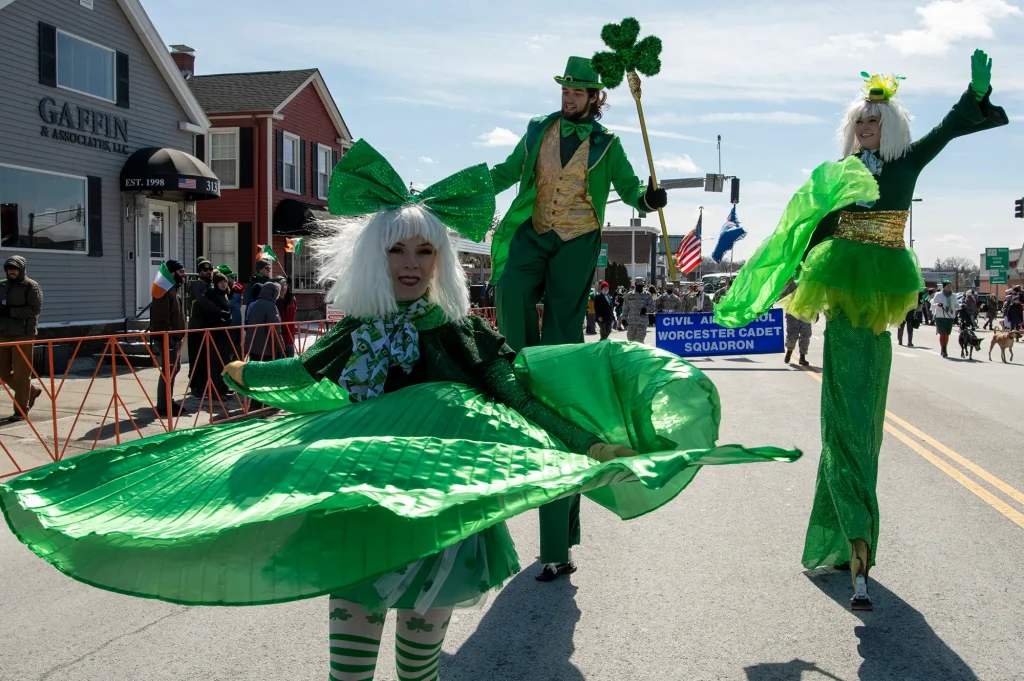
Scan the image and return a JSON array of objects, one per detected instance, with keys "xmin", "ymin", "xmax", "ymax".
[{"xmin": 909, "ymin": 197, "xmax": 922, "ymax": 248}]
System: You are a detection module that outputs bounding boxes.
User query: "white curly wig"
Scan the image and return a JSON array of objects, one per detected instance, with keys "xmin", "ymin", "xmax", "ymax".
[
  {"xmin": 313, "ymin": 204, "xmax": 469, "ymax": 322},
  {"xmin": 838, "ymin": 96, "xmax": 914, "ymax": 162}
]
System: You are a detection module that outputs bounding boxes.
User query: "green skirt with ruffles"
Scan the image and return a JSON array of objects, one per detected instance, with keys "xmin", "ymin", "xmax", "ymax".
[{"xmin": 785, "ymin": 237, "xmax": 924, "ymax": 335}]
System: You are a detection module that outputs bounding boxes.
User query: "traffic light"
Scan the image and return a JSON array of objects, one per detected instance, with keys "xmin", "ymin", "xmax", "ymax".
[
  {"xmin": 730, "ymin": 178, "xmax": 740, "ymax": 204},
  {"xmin": 1015, "ymin": 197, "xmax": 1023, "ymax": 218}
]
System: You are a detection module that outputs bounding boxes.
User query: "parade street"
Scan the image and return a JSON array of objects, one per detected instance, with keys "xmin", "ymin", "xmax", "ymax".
[{"xmin": 1, "ymin": 318, "xmax": 1020, "ymax": 681}]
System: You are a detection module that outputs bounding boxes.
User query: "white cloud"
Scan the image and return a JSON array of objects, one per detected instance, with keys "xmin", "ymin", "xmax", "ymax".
[
  {"xmin": 936, "ymin": 233, "xmax": 972, "ymax": 244},
  {"xmin": 474, "ymin": 127, "xmax": 521, "ymax": 147},
  {"xmin": 604, "ymin": 124, "xmax": 710, "ymax": 144},
  {"xmin": 527, "ymin": 33, "xmax": 558, "ymax": 53},
  {"xmin": 885, "ymin": 0, "xmax": 1022, "ymax": 55},
  {"xmin": 655, "ymin": 155, "xmax": 701, "ymax": 173},
  {"xmin": 699, "ymin": 112, "xmax": 824, "ymax": 125},
  {"xmin": 799, "ymin": 168, "xmax": 813, "ymax": 176},
  {"xmin": 418, "ymin": 156, "xmax": 436, "ymax": 164}
]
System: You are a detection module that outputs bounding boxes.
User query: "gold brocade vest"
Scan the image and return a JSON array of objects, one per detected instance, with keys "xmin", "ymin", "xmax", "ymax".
[{"xmin": 532, "ymin": 122, "xmax": 601, "ymax": 241}]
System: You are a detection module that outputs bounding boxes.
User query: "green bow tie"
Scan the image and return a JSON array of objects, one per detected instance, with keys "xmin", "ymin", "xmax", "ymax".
[
  {"xmin": 327, "ymin": 139, "xmax": 495, "ymax": 242},
  {"xmin": 560, "ymin": 118, "xmax": 592, "ymax": 141}
]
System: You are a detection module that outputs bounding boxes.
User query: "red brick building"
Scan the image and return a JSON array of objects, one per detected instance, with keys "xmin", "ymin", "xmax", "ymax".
[{"xmin": 171, "ymin": 47, "xmax": 352, "ymax": 318}]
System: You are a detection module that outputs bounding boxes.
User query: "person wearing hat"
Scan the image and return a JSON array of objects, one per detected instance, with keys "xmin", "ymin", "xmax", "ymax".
[
  {"xmin": 622, "ymin": 278, "xmax": 655, "ymax": 343},
  {"xmin": 594, "ymin": 281, "xmax": 615, "ymax": 339},
  {"xmin": 488, "ymin": 55, "xmax": 667, "ymax": 581},
  {"xmin": 931, "ymin": 280, "xmax": 960, "ymax": 357},
  {"xmin": 151, "ymin": 259, "xmax": 190, "ymax": 415},
  {"xmin": 0, "ymin": 255, "xmax": 43, "ymax": 422},
  {"xmin": 714, "ymin": 49, "xmax": 1007, "ymax": 611},
  {"xmin": 247, "ymin": 258, "xmax": 273, "ymax": 304}
]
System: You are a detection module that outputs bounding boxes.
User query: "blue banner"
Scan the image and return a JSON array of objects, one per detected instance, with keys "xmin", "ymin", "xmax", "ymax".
[{"xmin": 655, "ymin": 309, "xmax": 785, "ymax": 357}]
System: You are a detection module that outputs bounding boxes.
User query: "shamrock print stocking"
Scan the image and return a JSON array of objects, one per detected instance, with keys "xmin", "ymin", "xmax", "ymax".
[
  {"xmin": 395, "ymin": 606, "xmax": 454, "ymax": 681},
  {"xmin": 328, "ymin": 597, "xmax": 384, "ymax": 681}
]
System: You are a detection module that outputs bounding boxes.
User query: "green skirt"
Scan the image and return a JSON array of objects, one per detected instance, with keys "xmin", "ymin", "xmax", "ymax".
[
  {"xmin": 1, "ymin": 341, "xmax": 800, "ymax": 608},
  {"xmin": 935, "ymin": 318, "xmax": 955, "ymax": 335},
  {"xmin": 786, "ymin": 237, "xmax": 924, "ymax": 335}
]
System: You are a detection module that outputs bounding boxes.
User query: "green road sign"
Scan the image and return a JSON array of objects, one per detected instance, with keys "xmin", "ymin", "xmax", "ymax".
[
  {"xmin": 989, "ymin": 269, "xmax": 1008, "ymax": 285},
  {"xmin": 985, "ymin": 247, "xmax": 1010, "ymax": 270},
  {"xmin": 596, "ymin": 244, "xmax": 608, "ymax": 268}
]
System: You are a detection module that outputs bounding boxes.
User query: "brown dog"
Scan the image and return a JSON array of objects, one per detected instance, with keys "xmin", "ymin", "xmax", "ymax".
[{"xmin": 989, "ymin": 330, "xmax": 1022, "ymax": 363}]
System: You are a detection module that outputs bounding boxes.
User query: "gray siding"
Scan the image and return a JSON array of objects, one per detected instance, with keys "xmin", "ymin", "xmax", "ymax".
[{"xmin": 0, "ymin": 0, "xmax": 196, "ymax": 328}]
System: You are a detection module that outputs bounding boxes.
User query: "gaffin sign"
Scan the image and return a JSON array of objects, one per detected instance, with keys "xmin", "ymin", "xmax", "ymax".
[
  {"xmin": 656, "ymin": 309, "xmax": 785, "ymax": 357},
  {"xmin": 37, "ymin": 97, "xmax": 130, "ymax": 155}
]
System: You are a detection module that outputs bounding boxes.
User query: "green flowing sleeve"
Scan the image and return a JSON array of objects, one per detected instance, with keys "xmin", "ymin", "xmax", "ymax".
[
  {"xmin": 226, "ymin": 318, "xmax": 360, "ymax": 413},
  {"xmin": 489, "ymin": 133, "xmax": 527, "ymax": 195},
  {"xmin": 907, "ymin": 87, "xmax": 1009, "ymax": 170},
  {"xmin": 607, "ymin": 137, "xmax": 648, "ymax": 212},
  {"xmin": 713, "ymin": 157, "xmax": 879, "ymax": 328}
]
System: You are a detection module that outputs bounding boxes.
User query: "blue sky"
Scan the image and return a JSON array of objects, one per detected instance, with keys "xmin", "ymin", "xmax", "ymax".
[{"xmin": 144, "ymin": 0, "xmax": 1024, "ymax": 267}]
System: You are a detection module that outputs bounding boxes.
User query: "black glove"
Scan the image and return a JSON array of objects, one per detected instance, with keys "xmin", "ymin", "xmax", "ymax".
[
  {"xmin": 640, "ymin": 307, "xmax": 648, "ymax": 315},
  {"xmin": 0, "ymin": 305, "xmax": 10, "ymax": 318},
  {"xmin": 642, "ymin": 177, "xmax": 668, "ymax": 210}
]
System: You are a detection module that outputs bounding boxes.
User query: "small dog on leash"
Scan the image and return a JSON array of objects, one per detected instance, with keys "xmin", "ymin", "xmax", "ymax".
[
  {"xmin": 958, "ymin": 320, "xmax": 983, "ymax": 359},
  {"xmin": 989, "ymin": 330, "xmax": 1022, "ymax": 363}
]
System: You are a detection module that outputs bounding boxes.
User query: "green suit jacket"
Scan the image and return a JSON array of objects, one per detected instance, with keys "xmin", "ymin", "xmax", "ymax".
[{"xmin": 489, "ymin": 112, "xmax": 650, "ymax": 284}]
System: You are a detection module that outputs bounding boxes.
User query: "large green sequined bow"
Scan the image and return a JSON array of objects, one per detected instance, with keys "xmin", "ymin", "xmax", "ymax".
[
  {"xmin": 560, "ymin": 119, "xmax": 592, "ymax": 141},
  {"xmin": 328, "ymin": 139, "xmax": 495, "ymax": 242}
]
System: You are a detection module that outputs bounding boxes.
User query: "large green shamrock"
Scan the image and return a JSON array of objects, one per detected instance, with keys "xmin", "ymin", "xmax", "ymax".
[
  {"xmin": 365, "ymin": 612, "xmax": 386, "ymax": 626},
  {"xmin": 329, "ymin": 607, "xmax": 353, "ymax": 621},
  {"xmin": 406, "ymin": 617, "xmax": 435, "ymax": 633},
  {"xmin": 591, "ymin": 17, "xmax": 663, "ymax": 89}
]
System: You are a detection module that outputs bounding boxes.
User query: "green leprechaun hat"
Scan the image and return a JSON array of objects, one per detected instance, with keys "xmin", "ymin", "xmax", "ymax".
[{"xmin": 554, "ymin": 56, "xmax": 605, "ymax": 89}]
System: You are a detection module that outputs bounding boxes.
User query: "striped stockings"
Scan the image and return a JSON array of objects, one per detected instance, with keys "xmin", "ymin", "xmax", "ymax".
[{"xmin": 328, "ymin": 597, "xmax": 453, "ymax": 681}]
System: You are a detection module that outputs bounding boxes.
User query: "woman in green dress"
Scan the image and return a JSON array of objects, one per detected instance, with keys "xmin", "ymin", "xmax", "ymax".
[
  {"xmin": 716, "ymin": 50, "xmax": 1008, "ymax": 611},
  {"xmin": 2, "ymin": 141, "xmax": 800, "ymax": 680}
]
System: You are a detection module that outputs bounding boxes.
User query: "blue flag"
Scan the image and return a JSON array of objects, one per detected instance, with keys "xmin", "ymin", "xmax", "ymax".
[{"xmin": 711, "ymin": 206, "xmax": 746, "ymax": 263}]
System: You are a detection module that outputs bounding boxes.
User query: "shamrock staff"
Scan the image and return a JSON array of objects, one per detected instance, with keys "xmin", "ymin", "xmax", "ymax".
[{"xmin": 591, "ymin": 17, "xmax": 676, "ymax": 279}]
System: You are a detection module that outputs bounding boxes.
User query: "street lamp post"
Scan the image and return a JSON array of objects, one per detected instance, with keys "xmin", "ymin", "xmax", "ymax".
[{"xmin": 909, "ymin": 198, "xmax": 923, "ymax": 249}]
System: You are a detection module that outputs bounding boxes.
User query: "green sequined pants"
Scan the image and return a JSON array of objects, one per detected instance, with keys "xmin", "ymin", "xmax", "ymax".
[{"xmin": 801, "ymin": 313, "xmax": 891, "ymax": 569}]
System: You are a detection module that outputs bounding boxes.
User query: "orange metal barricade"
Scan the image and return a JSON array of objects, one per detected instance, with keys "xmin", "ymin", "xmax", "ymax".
[{"xmin": 0, "ymin": 320, "xmax": 328, "ymax": 480}]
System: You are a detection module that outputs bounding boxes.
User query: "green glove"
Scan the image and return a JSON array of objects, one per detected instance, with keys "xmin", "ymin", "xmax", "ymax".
[{"xmin": 970, "ymin": 49, "xmax": 992, "ymax": 101}]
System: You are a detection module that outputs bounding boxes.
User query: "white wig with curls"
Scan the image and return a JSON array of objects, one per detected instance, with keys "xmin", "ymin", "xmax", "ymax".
[
  {"xmin": 314, "ymin": 204, "xmax": 469, "ymax": 322},
  {"xmin": 838, "ymin": 97, "xmax": 914, "ymax": 162}
]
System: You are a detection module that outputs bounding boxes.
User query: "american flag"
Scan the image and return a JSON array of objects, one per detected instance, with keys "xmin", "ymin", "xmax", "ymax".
[
  {"xmin": 178, "ymin": 178, "xmax": 197, "ymax": 190},
  {"xmin": 675, "ymin": 213, "xmax": 702, "ymax": 274}
]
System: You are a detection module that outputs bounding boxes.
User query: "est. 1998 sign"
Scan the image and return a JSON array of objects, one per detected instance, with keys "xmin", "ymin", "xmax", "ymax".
[{"xmin": 656, "ymin": 309, "xmax": 785, "ymax": 357}]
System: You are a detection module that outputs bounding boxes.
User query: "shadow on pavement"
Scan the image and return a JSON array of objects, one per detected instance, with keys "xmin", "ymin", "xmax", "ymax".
[
  {"xmin": 700, "ymin": 367, "xmax": 796, "ymax": 373},
  {"xmin": 441, "ymin": 564, "xmax": 583, "ymax": 681},
  {"xmin": 744, "ymin": 658, "xmax": 847, "ymax": 681},
  {"xmin": 805, "ymin": 570, "xmax": 978, "ymax": 681}
]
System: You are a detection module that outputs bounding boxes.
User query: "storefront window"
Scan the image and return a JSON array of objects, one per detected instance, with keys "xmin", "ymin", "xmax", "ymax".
[
  {"xmin": 57, "ymin": 31, "xmax": 115, "ymax": 102},
  {"xmin": 209, "ymin": 131, "xmax": 238, "ymax": 188},
  {"xmin": 0, "ymin": 165, "xmax": 87, "ymax": 252}
]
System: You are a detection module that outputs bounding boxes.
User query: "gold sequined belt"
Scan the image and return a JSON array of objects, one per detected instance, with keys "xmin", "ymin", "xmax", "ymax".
[{"xmin": 833, "ymin": 210, "xmax": 909, "ymax": 249}]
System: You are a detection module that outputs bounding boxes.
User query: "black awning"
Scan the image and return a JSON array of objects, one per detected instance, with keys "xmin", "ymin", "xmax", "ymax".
[
  {"xmin": 273, "ymin": 198, "xmax": 331, "ymax": 236},
  {"xmin": 120, "ymin": 147, "xmax": 221, "ymax": 200}
]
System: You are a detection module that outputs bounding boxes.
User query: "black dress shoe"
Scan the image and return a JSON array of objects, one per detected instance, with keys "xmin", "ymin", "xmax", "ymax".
[{"xmin": 535, "ymin": 562, "xmax": 577, "ymax": 582}]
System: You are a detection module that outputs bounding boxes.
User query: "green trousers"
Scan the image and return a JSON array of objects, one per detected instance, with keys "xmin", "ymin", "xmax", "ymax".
[
  {"xmin": 801, "ymin": 313, "xmax": 891, "ymax": 569},
  {"xmin": 496, "ymin": 222, "xmax": 600, "ymax": 564}
]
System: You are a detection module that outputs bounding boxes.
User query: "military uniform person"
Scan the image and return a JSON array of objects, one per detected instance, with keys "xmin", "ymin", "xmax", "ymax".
[
  {"xmin": 657, "ymin": 288, "xmax": 684, "ymax": 314},
  {"xmin": 623, "ymin": 280, "xmax": 655, "ymax": 343},
  {"xmin": 694, "ymin": 284, "xmax": 714, "ymax": 313}
]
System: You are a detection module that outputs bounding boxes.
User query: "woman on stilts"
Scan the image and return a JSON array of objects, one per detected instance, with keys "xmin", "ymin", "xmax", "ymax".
[{"xmin": 716, "ymin": 49, "xmax": 1008, "ymax": 610}]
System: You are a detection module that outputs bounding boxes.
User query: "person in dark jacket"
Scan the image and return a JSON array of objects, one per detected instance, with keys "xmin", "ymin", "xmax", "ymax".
[
  {"xmin": 0, "ymin": 255, "xmax": 43, "ymax": 422},
  {"xmin": 186, "ymin": 260, "xmax": 214, "ymax": 397},
  {"xmin": 594, "ymin": 281, "xmax": 615, "ymax": 340},
  {"xmin": 189, "ymin": 270, "xmax": 233, "ymax": 399},
  {"xmin": 246, "ymin": 281, "xmax": 282, "ymax": 361},
  {"xmin": 274, "ymin": 277, "xmax": 298, "ymax": 357},
  {"xmin": 150, "ymin": 259, "xmax": 189, "ymax": 415},
  {"xmin": 247, "ymin": 259, "xmax": 273, "ymax": 303}
]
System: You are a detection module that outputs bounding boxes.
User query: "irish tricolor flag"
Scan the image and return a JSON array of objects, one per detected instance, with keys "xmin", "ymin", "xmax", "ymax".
[
  {"xmin": 256, "ymin": 244, "xmax": 278, "ymax": 262},
  {"xmin": 151, "ymin": 262, "xmax": 175, "ymax": 299},
  {"xmin": 285, "ymin": 237, "xmax": 303, "ymax": 254}
]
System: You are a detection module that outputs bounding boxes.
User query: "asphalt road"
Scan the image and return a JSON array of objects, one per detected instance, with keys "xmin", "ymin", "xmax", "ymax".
[{"xmin": 2, "ymin": 318, "xmax": 1022, "ymax": 681}]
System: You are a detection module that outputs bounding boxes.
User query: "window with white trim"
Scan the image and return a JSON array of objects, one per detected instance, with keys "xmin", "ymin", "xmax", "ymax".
[
  {"xmin": 204, "ymin": 224, "xmax": 237, "ymax": 273},
  {"xmin": 56, "ymin": 30, "xmax": 115, "ymax": 102},
  {"xmin": 317, "ymin": 145, "xmax": 332, "ymax": 200},
  {"xmin": 209, "ymin": 130, "xmax": 239, "ymax": 188},
  {"xmin": 283, "ymin": 133, "xmax": 299, "ymax": 193},
  {"xmin": 292, "ymin": 250, "xmax": 321, "ymax": 291},
  {"xmin": 0, "ymin": 164, "xmax": 87, "ymax": 252}
]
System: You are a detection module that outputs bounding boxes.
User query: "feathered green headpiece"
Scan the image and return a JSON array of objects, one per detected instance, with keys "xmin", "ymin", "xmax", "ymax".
[
  {"xmin": 591, "ymin": 17, "xmax": 662, "ymax": 89},
  {"xmin": 860, "ymin": 72, "xmax": 905, "ymax": 102}
]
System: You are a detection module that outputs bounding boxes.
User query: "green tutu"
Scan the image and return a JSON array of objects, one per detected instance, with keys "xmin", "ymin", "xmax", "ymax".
[
  {"xmin": 1, "ymin": 341, "xmax": 800, "ymax": 607},
  {"xmin": 786, "ymin": 238, "xmax": 924, "ymax": 335}
]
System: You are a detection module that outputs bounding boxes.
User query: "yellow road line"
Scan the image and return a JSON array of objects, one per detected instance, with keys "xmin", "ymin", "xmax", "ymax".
[
  {"xmin": 884, "ymin": 411, "xmax": 1024, "ymax": 507},
  {"xmin": 883, "ymin": 423, "xmax": 1024, "ymax": 530},
  {"xmin": 796, "ymin": 365, "xmax": 1024, "ymax": 529}
]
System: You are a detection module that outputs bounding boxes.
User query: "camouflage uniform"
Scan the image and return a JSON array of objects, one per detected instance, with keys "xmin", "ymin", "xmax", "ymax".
[
  {"xmin": 657, "ymin": 291, "xmax": 684, "ymax": 314},
  {"xmin": 785, "ymin": 313, "xmax": 813, "ymax": 355},
  {"xmin": 623, "ymin": 286, "xmax": 655, "ymax": 342}
]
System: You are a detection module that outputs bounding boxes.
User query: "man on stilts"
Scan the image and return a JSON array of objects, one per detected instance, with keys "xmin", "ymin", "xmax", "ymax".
[{"xmin": 489, "ymin": 56, "xmax": 667, "ymax": 581}]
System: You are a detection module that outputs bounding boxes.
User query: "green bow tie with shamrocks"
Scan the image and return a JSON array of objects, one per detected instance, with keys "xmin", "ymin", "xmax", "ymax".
[{"xmin": 560, "ymin": 118, "xmax": 592, "ymax": 141}]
